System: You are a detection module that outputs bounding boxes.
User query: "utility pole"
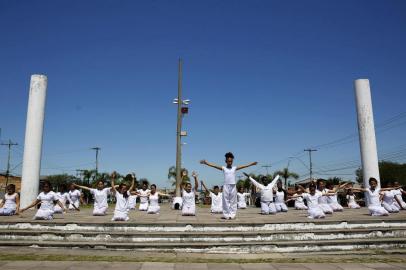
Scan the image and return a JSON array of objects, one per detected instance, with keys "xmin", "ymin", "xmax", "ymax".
[
  {"xmin": 304, "ymin": 149, "xmax": 317, "ymax": 181},
  {"xmin": 1, "ymin": 140, "xmax": 18, "ymax": 189},
  {"xmin": 91, "ymin": 147, "xmax": 100, "ymax": 180},
  {"xmin": 175, "ymin": 59, "xmax": 183, "ymax": 198},
  {"xmin": 262, "ymin": 164, "xmax": 272, "ymax": 176}
]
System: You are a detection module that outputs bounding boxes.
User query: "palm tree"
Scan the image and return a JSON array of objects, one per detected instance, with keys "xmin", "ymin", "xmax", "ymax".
[
  {"xmin": 168, "ymin": 166, "xmax": 190, "ymax": 187},
  {"xmin": 275, "ymin": 168, "xmax": 299, "ymax": 187}
]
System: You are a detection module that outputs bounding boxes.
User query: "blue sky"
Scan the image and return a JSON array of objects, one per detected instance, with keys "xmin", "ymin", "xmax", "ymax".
[{"xmin": 1, "ymin": 0, "xmax": 406, "ymax": 188}]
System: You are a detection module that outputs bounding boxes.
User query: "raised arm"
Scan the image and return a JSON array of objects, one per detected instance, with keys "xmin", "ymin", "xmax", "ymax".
[
  {"xmin": 243, "ymin": 172, "xmax": 264, "ymax": 190},
  {"xmin": 192, "ymin": 171, "xmax": 199, "ymax": 191},
  {"xmin": 236, "ymin": 161, "xmax": 258, "ymax": 171},
  {"xmin": 200, "ymin": 160, "xmax": 222, "ymax": 171},
  {"xmin": 110, "ymin": 171, "xmax": 117, "ymax": 194},
  {"xmin": 73, "ymin": 183, "xmax": 91, "ymax": 191},
  {"xmin": 128, "ymin": 173, "xmax": 136, "ymax": 192},
  {"xmin": 268, "ymin": 175, "xmax": 280, "ymax": 189},
  {"xmin": 200, "ymin": 180, "xmax": 210, "ymax": 193}
]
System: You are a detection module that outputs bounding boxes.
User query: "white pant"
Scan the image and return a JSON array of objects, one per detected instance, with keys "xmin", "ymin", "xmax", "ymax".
[
  {"xmin": 275, "ymin": 202, "xmax": 288, "ymax": 212},
  {"xmin": 53, "ymin": 205, "xmax": 64, "ymax": 214},
  {"xmin": 222, "ymin": 184, "xmax": 237, "ymax": 219},
  {"xmin": 329, "ymin": 202, "xmax": 344, "ymax": 212},
  {"xmin": 319, "ymin": 203, "xmax": 333, "ymax": 214},
  {"xmin": 0, "ymin": 207, "xmax": 16, "ymax": 216},
  {"xmin": 294, "ymin": 202, "xmax": 308, "ymax": 210},
  {"xmin": 182, "ymin": 204, "xmax": 196, "ymax": 216},
  {"xmin": 112, "ymin": 210, "xmax": 129, "ymax": 221},
  {"xmin": 237, "ymin": 201, "xmax": 247, "ymax": 209},
  {"xmin": 382, "ymin": 202, "xmax": 399, "ymax": 213},
  {"xmin": 260, "ymin": 201, "xmax": 276, "ymax": 215},
  {"xmin": 147, "ymin": 205, "xmax": 160, "ymax": 214},
  {"xmin": 68, "ymin": 201, "xmax": 79, "ymax": 210},
  {"xmin": 307, "ymin": 206, "xmax": 326, "ymax": 219},
  {"xmin": 368, "ymin": 204, "xmax": 389, "ymax": 216},
  {"xmin": 34, "ymin": 209, "xmax": 54, "ymax": 220},
  {"xmin": 139, "ymin": 202, "xmax": 149, "ymax": 211},
  {"xmin": 93, "ymin": 206, "xmax": 108, "ymax": 216},
  {"xmin": 394, "ymin": 201, "xmax": 406, "ymax": 210},
  {"xmin": 348, "ymin": 202, "xmax": 361, "ymax": 209}
]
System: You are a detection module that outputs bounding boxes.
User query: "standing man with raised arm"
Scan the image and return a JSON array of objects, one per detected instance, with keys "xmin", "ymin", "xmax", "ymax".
[{"xmin": 200, "ymin": 152, "xmax": 257, "ymax": 219}]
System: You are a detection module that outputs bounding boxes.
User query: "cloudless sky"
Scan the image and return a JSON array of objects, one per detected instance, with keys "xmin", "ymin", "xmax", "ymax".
[{"xmin": 1, "ymin": 0, "xmax": 406, "ymax": 188}]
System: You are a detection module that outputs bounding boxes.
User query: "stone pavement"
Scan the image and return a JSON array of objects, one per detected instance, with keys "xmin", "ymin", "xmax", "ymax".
[
  {"xmin": 0, "ymin": 261, "xmax": 405, "ymax": 270},
  {"xmin": 4, "ymin": 204, "xmax": 406, "ymax": 224}
]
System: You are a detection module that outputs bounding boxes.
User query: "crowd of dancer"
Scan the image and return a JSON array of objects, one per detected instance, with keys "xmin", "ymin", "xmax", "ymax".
[{"xmin": 1, "ymin": 152, "xmax": 405, "ymax": 221}]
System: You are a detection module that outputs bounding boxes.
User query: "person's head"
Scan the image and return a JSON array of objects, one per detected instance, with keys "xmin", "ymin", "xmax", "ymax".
[
  {"xmin": 6, "ymin": 184, "xmax": 15, "ymax": 195},
  {"xmin": 277, "ymin": 180, "xmax": 283, "ymax": 190},
  {"xmin": 69, "ymin": 183, "xmax": 76, "ymax": 191},
  {"xmin": 394, "ymin": 181, "xmax": 400, "ymax": 187},
  {"xmin": 213, "ymin": 185, "xmax": 220, "ymax": 195},
  {"xmin": 386, "ymin": 182, "xmax": 393, "ymax": 188},
  {"xmin": 347, "ymin": 188, "xmax": 354, "ymax": 195},
  {"xmin": 369, "ymin": 177, "xmax": 378, "ymax": 190},
  {"xmin": 309, "ymin": 183, "xmax": 316, "ymax": 194},
  {"xmin": 174, "ymin": 203, "xmax": 180, "ymax": 210},
  {"xmin": 42, "ymin": 181, "xmax": 52, "ymax": 193},
  {"xmin": 96, "ymin": 180, "xmax": 104, "ymax": 190},
  {"xmin": 58, "ymin": 183, "xmax": 67, "ymax": 193},
  {"xmin": 261, "ymin": 176, "xmax": 269, "ymax": 185},
  {"xmin": 238, "ymin": 186, "xmax": 244, "ymax": 193},
  {"xmin": 326, "ymin": 182, "xmax": 334, "ymax": 190},
  {"xmin": 225, "ymin": 152, "xmax": 234, "ymax": 167},
  {"xmin": 142, "ymin": 182, "xmax": 148, "ymax": 191},
  {"xmin": 150, "ymin": 184, "xmax": 157, "ymax": 194},
  {"xmin": 295, "ymin": 185, "xmax": 303, "ymax": 194},
  {"xmin": 118, "ymin": 183, "xmax": 129, "ymax": 198},
  {"xmin": 185, "ymin": 182, "xmax": 192, "ymax": 193},
  {"xmin": 317, "ymin": 179, "xmax": 325, "ymax": 190}
]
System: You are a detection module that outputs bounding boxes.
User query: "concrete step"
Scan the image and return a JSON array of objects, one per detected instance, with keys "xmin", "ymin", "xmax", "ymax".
[
  {"xmin": 0, "ymin": 228, "xmax": 405, "ymax": 243},
  {"xmin": 1, "ymin": 237, "xmax": 406, "ymax": 253}
]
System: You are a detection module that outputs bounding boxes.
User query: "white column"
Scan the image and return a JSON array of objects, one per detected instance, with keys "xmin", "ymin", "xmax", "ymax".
[
  {"xmin": 20, "ymin": 75, "xmax": 48, "ymax": 208},
  {"xmin": 354, "ymin": 79, "xmax": 380, "ymax": 188}
]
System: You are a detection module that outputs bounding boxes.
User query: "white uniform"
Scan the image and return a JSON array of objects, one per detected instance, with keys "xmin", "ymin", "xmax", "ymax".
[
  {"xmin": 302, "ymin": 192, "xmax": 326, "ymax": 219},
  {"xmin": 68, "ymin": 189, "xmax": 81, "ymax": 210},
  {"xmin": 346, "ymin": 194, "xmax": 360, "ymax": 209},
  {"xmin": 366, "ymin": 188, "xmax": 389, "ymax": 216},
  {"xmin": 147, "ymin": 192, "xmax": 160, "ymax": 214},
  {"xmin": 90, "ymin": 188, "xmax": 111, "ymax": 216},
  {"xmin": 112, "ymin": 191, "xmax": 130, "ymax": 221},
  {"xmin": 0, "ymin": 193, "xmax": 18, "ymax": 216},
  {"xmin": 393, "ymin": 188, "xmax": 406, "ymax": 209},
  {"xmin": 209, "ymin": 192, "xmax": 223, "ymax": 213},
  {"xmin": 182, "ymin": 189, "xmax": 196, "ymax": 216},
  {"xmin": 327, "ymin": 193, "xmax": 344, "ymax": 211},
  {"xmin": 34, "ymin": 191, "xmax": 58, "ymax": 220},
  {"xmin": 128, "ymin": 194, "xmax": 137, "ymax": 210},
  {"xmin": 382, "ymin": 190, "xmax": 399, "ymax": 213},
  {"xmin": 274, "ymin": 190, "xmax": 288, "ymax": 212},
  {"xmin": 237, "ymin": 192, "xmax": 250, "ymax": 209},
  {"xmin": 138, "ymin": 189, "xmax": 150, "ymax": 211},
  {"xmin": 316, "ymin": 189, "xmax": 333, "ymax": 214},
  {"xmin": 293, "ymin": 193, "xmax": 308, "ymax": 210},
  {"xmin": 222, "ymin": 166, "xmax": 238, "ymax": 219},
  {"xmin": 249, "ymin": 176, "xmax": 279, "ymax": 215},
  {"xmin": 54, "ymin": 192, "xmax": 69, "ymax": 214},
  {"xmin": 172, "ymin": 196, "xmax": 183, "ymax": 210}
]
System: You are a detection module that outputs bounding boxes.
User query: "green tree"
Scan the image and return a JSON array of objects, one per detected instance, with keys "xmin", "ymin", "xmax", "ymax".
[
  {"xmin": 168, "ymin": 166, "xmax": 190, "ymax": 187},
  {"xmin": 45, "ymin": 174, "xmax": 78, "ymax": 189},
  {"xmin": 355, "ymin": 161, "xmax": 406, "ymax": 186},
  {"xmin": 275, "ymin": 168, "xmax": 299, "ymax": 187}
]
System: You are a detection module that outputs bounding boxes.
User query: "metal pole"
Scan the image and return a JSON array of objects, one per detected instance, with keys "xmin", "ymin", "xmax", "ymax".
[
  {"xmin": 1, "ymin": 140, "xmax": 18, "ymax": 189},
  {"xmin": 175, "ymin": 59, "xmax": 183, "ymax": 197},
  {"xmin": 304, "ymin": 149, "xmax": 317, "ymax": 181}
]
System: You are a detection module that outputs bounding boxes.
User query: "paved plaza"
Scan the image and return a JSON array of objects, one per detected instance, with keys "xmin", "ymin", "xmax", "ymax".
[{"xmin": 3, "ymin": 204, "xmax": 406, "ymax": 224}]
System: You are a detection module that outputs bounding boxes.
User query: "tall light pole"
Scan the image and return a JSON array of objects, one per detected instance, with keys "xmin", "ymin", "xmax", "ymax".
[
  {"xmin": 91, "ymin": 147, "xmax": 100, "ymax": 180},
  {"xmin": 173, "ymin": 58, "xmax": 190, "ymax": 197},
  {"xmin": 304, "ymin": 149, "xmax": 317, "ymax": 181},
  {"xmin": 1, "ymin": 139, "xmax": 18, "ymax": 189}
]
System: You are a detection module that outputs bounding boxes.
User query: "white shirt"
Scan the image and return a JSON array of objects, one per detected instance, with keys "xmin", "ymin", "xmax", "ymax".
[
  {"xmin": 366, "ymin": 188, "xmax": 381, "ymax": 206},
  {"xmin": 249, "ymin": 175, "xmax": 280, "ymax": 202},
  {"xmin": 137, "ymin": 189, "xmax": 150, "ymax": 203},
  {"xmin": 327, "ymin": 194, "xmax": 339, "ymax": 204},
  {"xmin": 182, "ymin": 190, "xmax": 195, "ymax": 207},
  {"xmin": 149, "ymin": 192, "xmax": 159, "ymax": 207},
  {"xmin": 383, "ymin": 190, "xmax": 395, "ymax": 204},
  {"xmin": 237, "ymin": 192, "xmax": 250, "ymax": 204},
  {"xmin": 316, "ymin": 189, "xmax": 329, "ymax": 204},
  {"xmin": 302, "ymin": 192, "xmax": 322, "ymax": 208},
  {"xmin": 293, "ymin": 193, "xmax": 304, "ymax": 204},
  {"xmin": 37, "ymin": 191, "xmax": 58, "ymax": 210},
  {"xmin": 55, "ymin": 192, "xmax": 69, "ymax": 205},
  {"xmin": 114, "ymin": 191, "xmax": 130, "ymax": 212},
  {"xmin": 90, "ymin": 188, "xmax": 111, "ymax": 208},
  {"xmin": 69, "ymin": 190, "xmax": 81, "ymax": 203},
  {"xmin": 209, "ymin": 192, "xmax": 222, "ymax": 210},
  {"xmin": 3, "ymin": 193, "xmax": 17, "ymax": 210},
  {"xmin": 222, "ymin": 166, "xmax": 237, "ymax": 185},
  {"xmin": 346, "ymin": 194, "xmax": 356, "ymax": 204},
  {"xmin": 274, "ymin": 190, "xmax": 285, "ymax": 204}
]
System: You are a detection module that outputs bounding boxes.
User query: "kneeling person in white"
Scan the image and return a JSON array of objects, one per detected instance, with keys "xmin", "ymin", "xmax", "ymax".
[
  {"xmin": 245, "ymin": 173, "xmax": 280, "ymax": 215},
  {"xmin": 111, "ymin": 172, "xmax": 135, "ymax": 221},
  {"xmin": 68, "ymin": 184, "xmax": 82, "ymax": 211},
  {"xmin": 274, "ymin": 180, "xmax": 288, "ymax": 212},
  {"xmin": 352, "ymin": 178, "xmax": 389, "ymax": 216},
  {"xmin": 137, "ymin": 182, "xmax": 150, "ymax": 211},
  {"xmin": 181, "ymin": 172, "xmax": 199, "ymax": 216},
  {"xmin": 345, "ymin": 188, "xmax": 361, "ymax": 209},
  {"xmin": 20, "ymin": 181, "xmax": 66, "ymax": 220},
  {"xmin": 237, "ymin": 186, "xmax": 250, "ymax": 209},
  {"xmin": 201, "ymin": 179, "xmax": 222, "ymax": 214},
  {"xmin": 147, "ymin": 184, "xmax": 170, "ymax": 214},
  {"xmin": 54, "ymin": 184, "xmax": 71, "ymax": 214},
  {"xmin": 0, "ymin": 184, "xmax": 20, "ymax": 216},
  {"xmin": 291, "ymin": 183, "xmax": 326, "ymax": 219},
  {"xmin": 74, "ymin": 180, "xmax": 114, "ymax": 216}
]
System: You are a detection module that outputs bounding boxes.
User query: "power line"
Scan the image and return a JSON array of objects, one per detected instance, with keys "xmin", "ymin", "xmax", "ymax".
[{"xmin": 1, "ymin": 140, "xmax": 18, "ymax": 189}]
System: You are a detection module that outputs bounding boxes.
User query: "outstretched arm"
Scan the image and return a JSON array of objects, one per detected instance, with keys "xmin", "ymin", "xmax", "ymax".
[
  {"xmin": 237, "ymin": 162, "xmax": 258, "ymax": 171},
  {"xmin": 200, "ymin": 160, "xmax": 222, "ymax": 171},
  {"xmin": 19, "ymin": 199, "xmax": 41, "ymax": 213},
  {"xmin": 192, "ymin": 171, "xmax": 199, "ymax": 191},
  {"xmin": 243, "ymin": 172, "xmax": 265, "ymax": 190},
  {"xmin": 268, "ymin": 175, "xmax": 281, "ymax": 189},
  {"xmin": 73, "ymin": 183, "xmax": 91, "ymax": 191}
]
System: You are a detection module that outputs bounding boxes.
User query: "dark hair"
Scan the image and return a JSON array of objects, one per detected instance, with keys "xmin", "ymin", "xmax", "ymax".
[
  {"xmin": 213, "ymin": 185, "xmax": 219, "ymax": 190},
  {"xmin": 309, "ymin": 183, "xmax": 316, "ymax": 189},
  {"xmin": 151, "ymin": 184, "xmax": 157, "ymax": 189},
  {"xmin": 118, "ymin": 183, "xmax": 129, "ymax": 198},
  {"xmin": 6, "ymin": 184, "xmax": 15, "ymax": 192},
  {"xmin": 225, "ymin": 152, "xmax": 234, "ymax": 159},
  {"xmin": 174, "ymin": 203, "xmax": 180, "ymax": 210},
  {"xmin": 97, "ymin": 180, "xmax": 104, "ymax": 185},
  {"xmin": 42, "ymin": 180, "xmax": 52, "ymax": 189},
  {"xmin": 369, "ymin": 177, "xmax": 378, "ymax": 184},
  {"xmin": 59, "ymin": 184, "xmax": 67, "ymax": 193}
]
